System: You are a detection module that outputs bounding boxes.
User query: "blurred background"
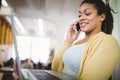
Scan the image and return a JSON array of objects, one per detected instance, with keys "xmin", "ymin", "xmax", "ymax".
[
  {"xmin": 0, "ymin": 0, "xmax": 120, "ymax": 79},
  {"xmin": 0, "ymin": 0, "xmax": 83, "ymax": 63}
]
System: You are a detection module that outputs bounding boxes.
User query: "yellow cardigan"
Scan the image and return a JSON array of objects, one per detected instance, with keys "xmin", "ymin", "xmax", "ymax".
[{"xmin": 52, "ymin": 32, "xmax": 120, "ymax": 80}]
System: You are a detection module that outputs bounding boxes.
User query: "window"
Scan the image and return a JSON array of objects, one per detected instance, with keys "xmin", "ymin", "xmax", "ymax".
[{"xmin": 12, "ymin": 35, "xmax": 50, "ymax": 63}]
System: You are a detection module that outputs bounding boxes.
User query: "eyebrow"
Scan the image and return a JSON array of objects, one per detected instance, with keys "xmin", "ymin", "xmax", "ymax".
[{"xmin": 79, "ymin": 8, "xmax": 91, "ymax": 13}]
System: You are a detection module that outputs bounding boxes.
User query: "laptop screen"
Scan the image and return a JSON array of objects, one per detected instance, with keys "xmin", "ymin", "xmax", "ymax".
[{"xmin": 10, "ymin": 9, "xmax": 24, "ymax": 80}]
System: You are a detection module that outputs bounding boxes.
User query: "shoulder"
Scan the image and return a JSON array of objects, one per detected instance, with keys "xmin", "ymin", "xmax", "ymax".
[
  {"xmin": 103, "ymin": 34, "xmax": 119, "ymax": 46},
  {"xmin": 99, "ymin": 34, "xmax": 120, "ymax": 55},
  {"xmin": 92, "ymin": 32, "xmax": 119, "ymax": 46}
]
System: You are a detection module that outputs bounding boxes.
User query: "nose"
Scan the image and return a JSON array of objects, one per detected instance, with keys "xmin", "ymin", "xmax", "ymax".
[{"xmin": 79, "ymin": 14, "xmax": 85, "ymax": 21}]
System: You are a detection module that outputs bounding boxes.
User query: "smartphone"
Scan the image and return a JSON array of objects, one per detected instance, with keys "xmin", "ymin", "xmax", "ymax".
[
  {"xmin": 75, "ymin": 23, "xmax": 80, "ymax": 33},
  {"xmin": 76, "ymin": 23, "xmax": 80, "ymax": 31}
]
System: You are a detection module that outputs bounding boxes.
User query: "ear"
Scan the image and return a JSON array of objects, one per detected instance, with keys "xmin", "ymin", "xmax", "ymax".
[{"xmin": 100, "ymin": 13, "xmax": 106, "ymax": 22}]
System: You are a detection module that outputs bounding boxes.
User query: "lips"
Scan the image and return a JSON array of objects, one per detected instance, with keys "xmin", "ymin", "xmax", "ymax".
[{"xmin": 80, "ymin": 22, "xmax": 88, "ymax": 27}]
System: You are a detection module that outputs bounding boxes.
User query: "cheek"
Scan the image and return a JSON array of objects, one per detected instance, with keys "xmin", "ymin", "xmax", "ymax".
[
  {"xmin": 87, "ymin": 18, "xmax": 95, "ymax": 27},
  {"xmin": 88, "ymin": 16, "xmax": 96, "ymax": 22},
  {"xmin": 86, "ymin": 18, "xmax": 99, "ymax": 31},
  {"xmin": 88, "ymin": 16, "xmax": 99, "ymax": 26}
]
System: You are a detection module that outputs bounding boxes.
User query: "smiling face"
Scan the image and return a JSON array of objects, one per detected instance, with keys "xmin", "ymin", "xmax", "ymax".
[{"xmin": 78, "ymin": 3, "xmax": 105, "ymax": 34}]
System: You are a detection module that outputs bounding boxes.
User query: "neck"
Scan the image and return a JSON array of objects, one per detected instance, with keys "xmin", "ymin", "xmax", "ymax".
[{"xmin": 84, "ymin": 30, "xmax": 101, "ymax": 42}]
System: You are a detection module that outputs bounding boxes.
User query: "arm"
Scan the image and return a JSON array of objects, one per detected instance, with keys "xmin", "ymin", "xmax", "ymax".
[
  {"xmin": 52, "ymin": 41, "xmax": 72, "ymax": 71},
  {"xmin": 52, "ymin": 21, "xmax": 80, "ymax": 71},
  {"xmin": 81, "ymin": 35, "xmax": 120, "ymax": 80}
]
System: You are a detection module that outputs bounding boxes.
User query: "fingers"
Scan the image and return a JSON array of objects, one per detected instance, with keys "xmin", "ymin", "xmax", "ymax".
[
  {"xmin": 12, "ymin": 72, "xmax": 19, "ymax": 80},
  {"xmin": 13, "ymin": 60, "xmax": 19, "ymax": 80},
  {"xmin": 70, "ymin": 20, "xmax": 79, "ymax": 30},
  {"xmin": 69, "ymin": 22, "xmax": 80, "ymax": 35},
  {"xmin": 65, "ymin": 19, "xmax": 81, "ymax": 43}
]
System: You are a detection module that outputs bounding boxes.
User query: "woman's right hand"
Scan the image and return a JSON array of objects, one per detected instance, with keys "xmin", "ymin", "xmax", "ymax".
[
  {"xmin": 65, "ymin": 21, "xmax": 81, "ymax": 43},
  {"xmin": 12, "ymin": 60, "xmax": 19, "ymax": 80}
]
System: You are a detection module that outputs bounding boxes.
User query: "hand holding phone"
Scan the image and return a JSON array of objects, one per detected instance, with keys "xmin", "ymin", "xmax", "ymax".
[{"xmin": 66, "ymin": 22, "xmax": 80, "ymax": 43}]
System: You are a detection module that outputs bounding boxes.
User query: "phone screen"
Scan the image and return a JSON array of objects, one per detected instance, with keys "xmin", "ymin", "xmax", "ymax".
[{"xmin": 76, "ymin": 23, "xmax": 80, "ymax": 31}]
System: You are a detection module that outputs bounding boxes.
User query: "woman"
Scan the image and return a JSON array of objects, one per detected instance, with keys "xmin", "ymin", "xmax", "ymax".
[{"xmin": 52, "ymin": 0, "xmax": 120, "ymax": 80}]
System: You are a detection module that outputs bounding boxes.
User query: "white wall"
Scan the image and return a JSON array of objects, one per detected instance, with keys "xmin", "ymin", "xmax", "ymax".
[
  {"xmin": 16, "ymin": 0, "xmax": 81, "ymax": 53},
  {"xmin": 111, "ymin": 0, "xmax": 120, "ymax": 80},
  {"xmin": 111, "ymin": 0, "xmax": 120, "ymax": 45}
]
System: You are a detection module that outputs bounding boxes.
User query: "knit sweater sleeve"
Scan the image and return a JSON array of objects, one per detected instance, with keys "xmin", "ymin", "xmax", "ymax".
[
  {"xmin": 79, "ymin": 35, "xmax": 120, "ymax": 80},
  {"xmin": 52, "ymin": 41, "xmax": 72, "ymax": 72}
]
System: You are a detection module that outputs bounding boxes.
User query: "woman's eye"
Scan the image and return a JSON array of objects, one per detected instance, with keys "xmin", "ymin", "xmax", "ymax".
[
  {"xmin": 78, "ymin": 15, "xmax": 81, "ymax": 17},
  {"xmin": 86, "ymin": 13, "xmax": 91, "ymax": 16}
]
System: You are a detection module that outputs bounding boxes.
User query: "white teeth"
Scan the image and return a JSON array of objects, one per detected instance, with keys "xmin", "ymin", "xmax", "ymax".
[{"xmin": 81, "ymin": 23, "xmax": 88, "ymax": 27}]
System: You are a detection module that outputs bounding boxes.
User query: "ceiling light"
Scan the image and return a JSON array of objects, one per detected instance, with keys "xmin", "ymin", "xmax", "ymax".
[{"xmin": 2, "ymin": 0, "xmax": 8, "ymax": 7}]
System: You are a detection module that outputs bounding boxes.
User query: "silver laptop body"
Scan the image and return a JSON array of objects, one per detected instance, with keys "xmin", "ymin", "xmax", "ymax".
[{"xmin": 21, "ymin": 69, "xmax": 78, "ymax": 80}]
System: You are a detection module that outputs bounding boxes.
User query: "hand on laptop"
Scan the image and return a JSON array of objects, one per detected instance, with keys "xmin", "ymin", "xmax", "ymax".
[
  {"xmin": 12, "ymin": 60, "xmax": 19, "ymax": 80},
  {"xmin": 0, "ymin": 61, "xmax": 4, "ymax": 68}
]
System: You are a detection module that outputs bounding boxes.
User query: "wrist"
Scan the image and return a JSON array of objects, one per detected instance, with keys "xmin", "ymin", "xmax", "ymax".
[{"xmin": 65, "ymin": 39, "xmax": 73, "ymax": 44}]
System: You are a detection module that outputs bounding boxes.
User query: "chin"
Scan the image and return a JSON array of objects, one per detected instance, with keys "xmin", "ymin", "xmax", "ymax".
[
  {"xmin": 80, "ymin": 29, "xmax": 86, "ymax": 32},
  {"xmin": 81, "ymin": 27, "xmax": 89, "ymax": 33}
]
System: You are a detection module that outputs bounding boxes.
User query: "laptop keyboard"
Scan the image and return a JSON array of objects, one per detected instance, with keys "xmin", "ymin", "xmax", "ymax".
[{"xmin": 28, "ymin": 69, "xmax": 61, "ymax": 80}]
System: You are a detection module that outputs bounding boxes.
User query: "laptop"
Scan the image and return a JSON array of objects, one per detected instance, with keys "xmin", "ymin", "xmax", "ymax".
[
  {"xmin": 20, "ymin": 68, "xmax": 78, "ymax": 80},
  {"xmin": 10, "ymin": 10, "xmax": 78, "ymax": 80}
]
